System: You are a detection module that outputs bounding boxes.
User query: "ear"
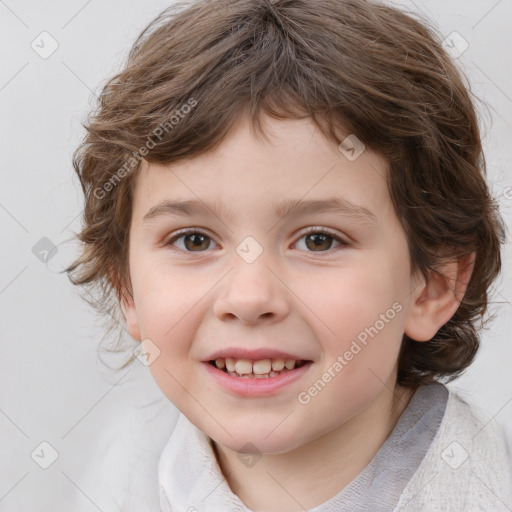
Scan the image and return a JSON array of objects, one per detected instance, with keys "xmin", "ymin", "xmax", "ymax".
[
  {"xmin": 404, "ymin": 253, "xmax": 475, "ymax": 342},
  {"xmin": 118, "ymin": 282, "xmax": 142, "ymax": 343}
]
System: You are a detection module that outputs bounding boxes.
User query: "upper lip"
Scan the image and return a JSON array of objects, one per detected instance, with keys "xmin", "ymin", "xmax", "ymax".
[{"xmin": 204, "ymin": 348, "xmax": 311, "ymax": 362}]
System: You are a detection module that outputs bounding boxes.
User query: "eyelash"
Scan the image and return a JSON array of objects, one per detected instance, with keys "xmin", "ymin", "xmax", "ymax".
[{"xmin": 163, "ymin": 227, "xmax": 349, "ymax": 254}]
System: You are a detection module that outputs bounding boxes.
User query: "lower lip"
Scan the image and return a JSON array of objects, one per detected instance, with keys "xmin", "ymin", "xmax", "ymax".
[{"xmin": 203, "ymin": 361, "xmax": 313, "ymax": 397}]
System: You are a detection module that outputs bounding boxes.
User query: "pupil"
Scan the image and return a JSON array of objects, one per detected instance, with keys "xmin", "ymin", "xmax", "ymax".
[
  {"xmin": 185, "ymin": 234, "xmax": 209, "ymax": 251},
  {"xmin": 306, "ymin": 233, "xmax": 332, "ymax": 251}
]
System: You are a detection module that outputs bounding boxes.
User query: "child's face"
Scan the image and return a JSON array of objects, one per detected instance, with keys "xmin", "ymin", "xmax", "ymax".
[{"xmin": 122, "ymin": 115, "xmax": 424, "ymax": 453}]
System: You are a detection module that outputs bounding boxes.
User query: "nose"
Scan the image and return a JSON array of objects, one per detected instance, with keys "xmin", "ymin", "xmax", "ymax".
[{"xmin": 213, "ymin": 255, "xmax": 290, "ymax": 325}]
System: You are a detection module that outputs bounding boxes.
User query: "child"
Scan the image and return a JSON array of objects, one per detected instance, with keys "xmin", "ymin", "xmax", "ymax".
[{"xmin": 66, "ymin": 0, "xmax": 512, "ymax": 510}]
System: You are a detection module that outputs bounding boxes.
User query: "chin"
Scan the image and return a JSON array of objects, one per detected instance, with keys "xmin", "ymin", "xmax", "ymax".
[{"xmin": 205, "ymin": 420, "xmax": 309, "ymax": 455}]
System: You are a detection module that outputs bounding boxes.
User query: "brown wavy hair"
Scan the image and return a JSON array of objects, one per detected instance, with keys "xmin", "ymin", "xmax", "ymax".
[{"xmin": 65, "ymin": 0, "xmax": 506, "ymax": 388}]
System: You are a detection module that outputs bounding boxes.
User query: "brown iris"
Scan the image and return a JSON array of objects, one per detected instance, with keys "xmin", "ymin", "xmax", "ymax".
[
  {"xmin": 305, "ymin": 233, "xmax": 334, "ymax": 251},
  {"xmin": 183, "ymin": 233, "xmax": 211, "ymax": 251}
]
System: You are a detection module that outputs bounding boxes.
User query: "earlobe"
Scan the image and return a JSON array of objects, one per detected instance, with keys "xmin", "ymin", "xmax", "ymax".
[
  {"xmin": 120, "ymin": 288, "xmax": 142, "ymax": 342},
  {"xmin": 404, "ymin": 253, "xmax": 475, "ymax": 342}
]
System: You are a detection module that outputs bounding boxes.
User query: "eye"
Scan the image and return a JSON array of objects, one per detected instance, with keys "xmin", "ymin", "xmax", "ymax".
[
  {"xmin": 294, "ymin": 227, "xmax": 348, "ymax": 252},
  {"xmin": 164, "ymin": 229, "xmax": 218, "ymax": 252},
  {"xmin": 164, "ymin": 227, "xmax": 349, "ymax": 254}
]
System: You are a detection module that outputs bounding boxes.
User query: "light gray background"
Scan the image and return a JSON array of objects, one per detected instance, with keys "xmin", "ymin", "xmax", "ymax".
[{"xmin": 1, "ymin": 0, "xmax": 511, "ymax": 510}]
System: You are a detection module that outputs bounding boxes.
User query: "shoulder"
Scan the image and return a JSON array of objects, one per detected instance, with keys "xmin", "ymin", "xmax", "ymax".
[
  {"xmin": 70, "ymin": 391, "xmax": 180, "ymax": 512},
  {"xmin": 395, "ymin": 384, "xmax": 512, "ymax": 512},
  {"xmin": 104, "ymin": 398, "xmax": 180, "ymax": 511}
]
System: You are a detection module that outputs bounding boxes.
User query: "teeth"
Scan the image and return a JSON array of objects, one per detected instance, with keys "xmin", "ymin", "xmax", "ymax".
[
  {"xmin": 234, "ymin": 359, "xmax": 253, "ymax": 375},
  {"xmin": 285, "ymin": 359, "xmax": 296, "ymax": 370},
  {"xmin": 212, "ymin": 357, "xmax": 302, "ymax": 376},
  {"xmin": 253, "ymin": 359, "xmax": 272, "ymax": 374},
  {"xmin": 271, "ymin": 358, "xmax": 285, "ymax": 371}
]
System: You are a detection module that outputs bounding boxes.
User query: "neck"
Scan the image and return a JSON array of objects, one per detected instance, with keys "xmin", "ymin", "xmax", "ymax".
[{"xmin": 212, "ymin": 382, "xmax": 415, "ymax": 512}]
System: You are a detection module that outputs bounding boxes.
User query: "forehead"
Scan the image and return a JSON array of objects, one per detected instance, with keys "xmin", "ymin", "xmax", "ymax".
[{"xmin": 131, "ymin": 116, "xmax": 392, "ymax": 223}]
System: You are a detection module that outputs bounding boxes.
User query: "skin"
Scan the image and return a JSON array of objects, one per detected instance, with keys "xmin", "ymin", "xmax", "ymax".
[{"xmin": 121, "ymin": 114, "xmax": 474, "ymax": 511}]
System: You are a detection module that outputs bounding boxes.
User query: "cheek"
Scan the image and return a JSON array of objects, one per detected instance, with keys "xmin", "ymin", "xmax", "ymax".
[
  {"xmin": 132, "ymin": 260, "xmax": 215, "ymax": 390},
  {"xmin": 139, "ymin": 285, "xmax": 200, "ymax": 411},
  {"xmin": 298, "ymin": 264, "xmax": 406, "ymax": 378},
  {"xmin": 130, "ymin": 274, "xmax": 193, "ymax": 387},
  {"xmin": 135, "ymin": 259, "xmax": 203, "ymax": 337},
  {"xmin": 303, "ymin": 263, "xmax": 403, "ymax": 334}
]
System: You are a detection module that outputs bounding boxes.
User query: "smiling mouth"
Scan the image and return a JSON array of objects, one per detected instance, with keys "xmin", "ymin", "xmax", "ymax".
[{"xmin": 209, "ymin": 357, "xmax": 309, "ymax": 378}]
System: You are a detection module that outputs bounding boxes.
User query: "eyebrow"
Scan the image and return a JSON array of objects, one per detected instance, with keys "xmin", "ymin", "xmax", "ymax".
[{"xmin": 142, "ymin": 197, "xmax": 378, "ymax": 225}]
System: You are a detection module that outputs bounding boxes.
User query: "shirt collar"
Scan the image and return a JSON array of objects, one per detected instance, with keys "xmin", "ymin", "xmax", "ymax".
[
  {"xmin": 158, "ymin": 383, "xmax": 448, "ymax": 512},
  {"xmin": 158, "ymin": 412, "xmax": 248, "ymax": 512}
]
